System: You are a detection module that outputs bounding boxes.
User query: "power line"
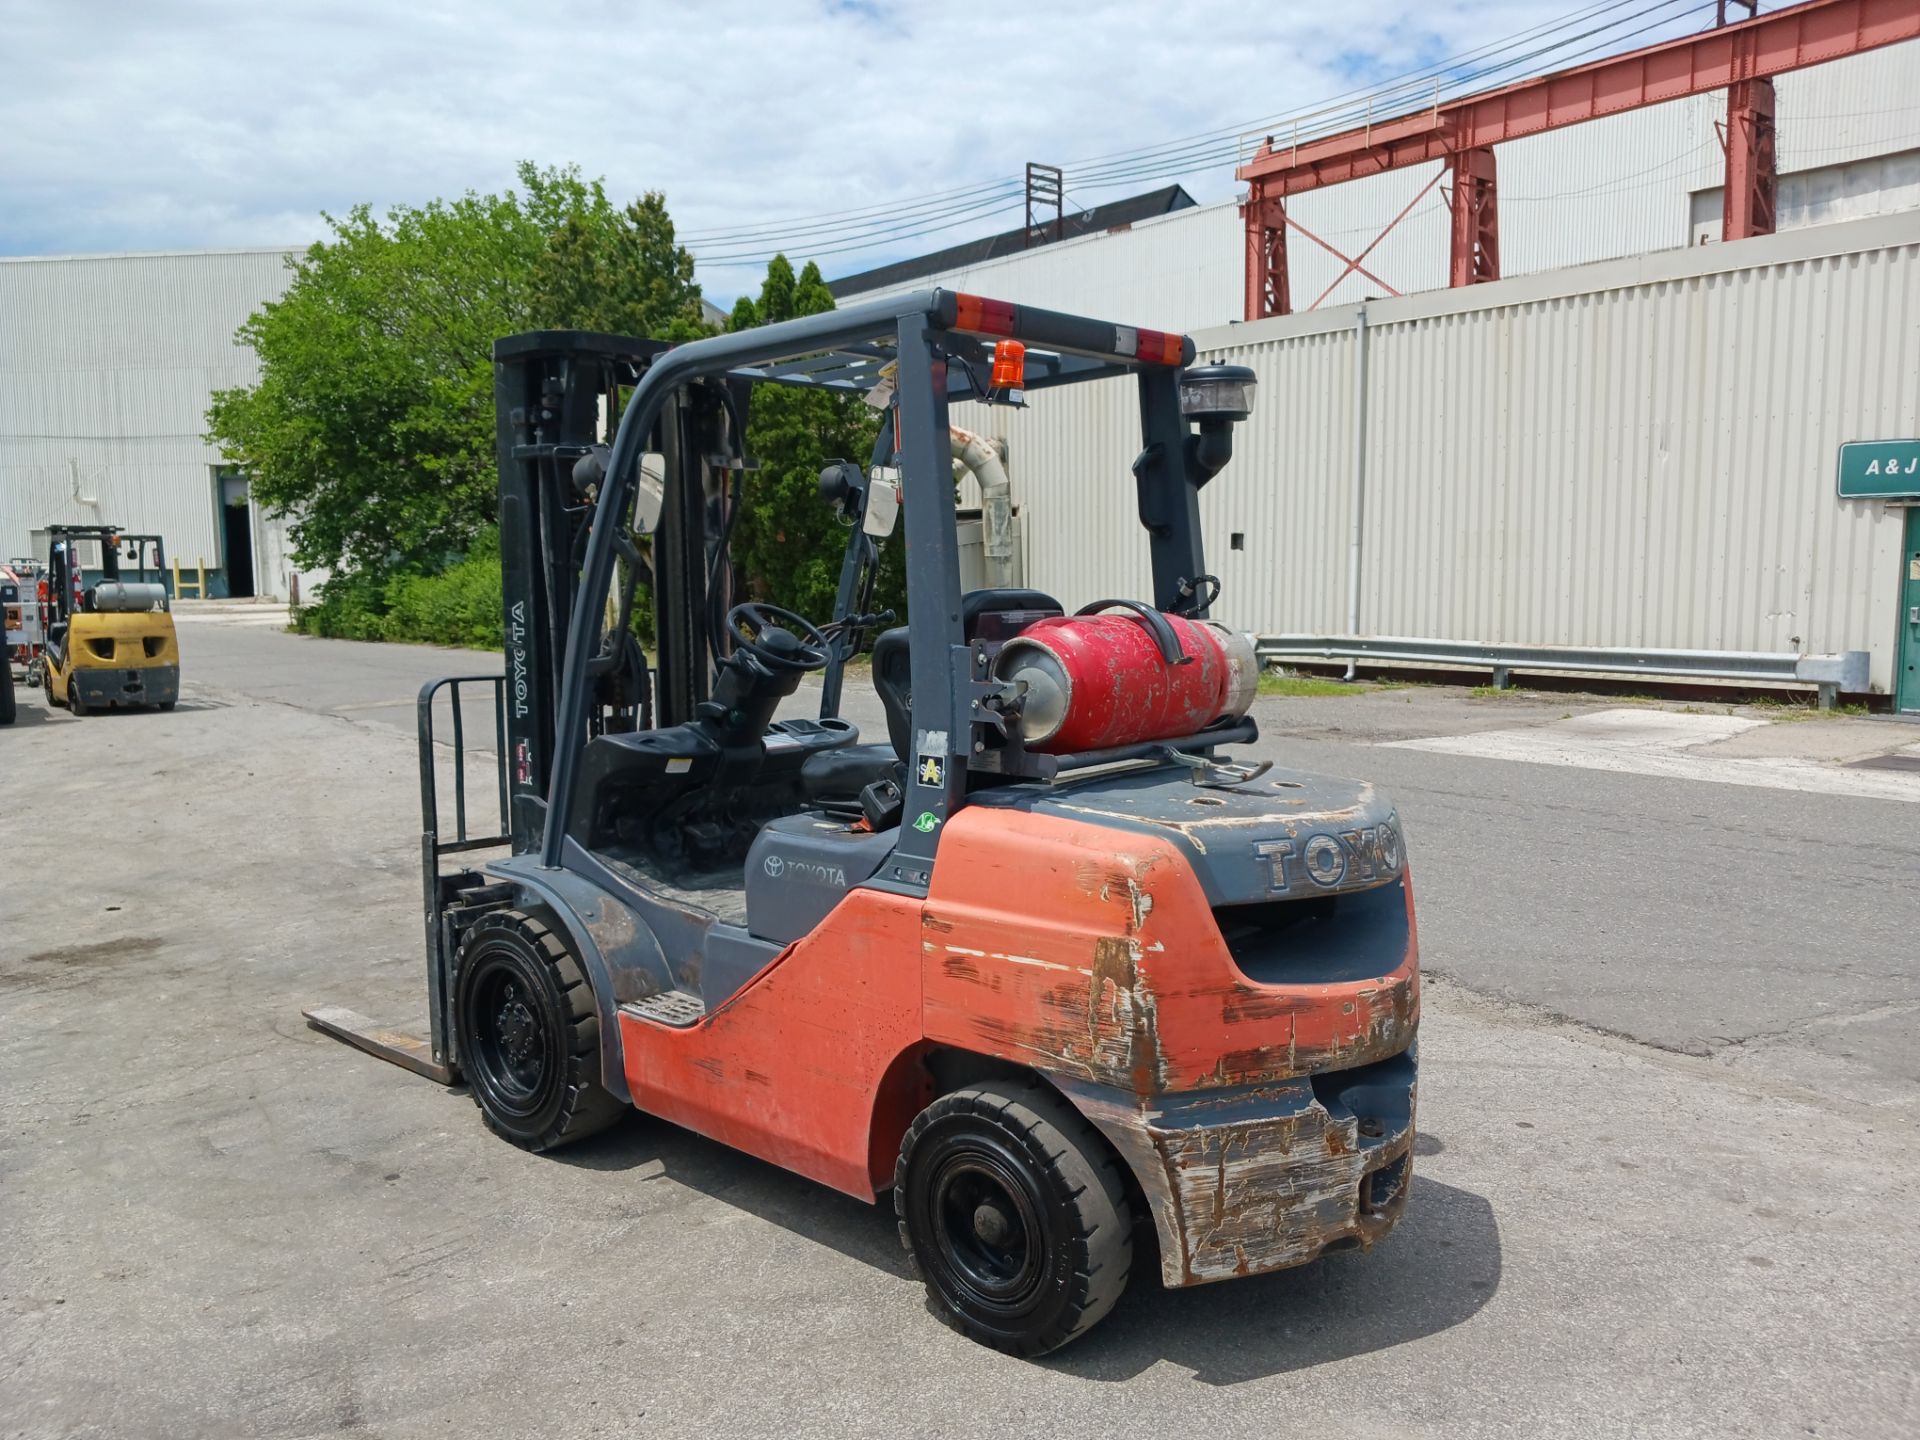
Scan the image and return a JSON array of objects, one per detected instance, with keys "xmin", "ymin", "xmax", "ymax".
[
  {"xmin": 1068, "ymin": 0, "xmax": 1713, "ymax": 189},
  {"xmin": 693, "ymin": 193, "xmax": 1031, "ymax": 265},
  {"xmin": 679, "ymin": 175, "xmax": 1025, "ymax": 243},
  {"xmin": 1060, "ymin": 0, "xmax": 1640, "ymax": 173},
  {"xmin": 681, "ymin": 0, "xmax": 1663, "ymax": 250},
  {"xmin": 685, "ymin": 182, "xmax": 1027, "ymax": 251},
  {"xmin": 685, "ymin": 0, "xmax": 1731, "ymax": 269}
]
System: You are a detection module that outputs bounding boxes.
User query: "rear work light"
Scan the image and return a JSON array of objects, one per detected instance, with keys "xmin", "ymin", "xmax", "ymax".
[{"xmin": 1180, "ymin": 364, "xmax": 1258, "ymax": 423}]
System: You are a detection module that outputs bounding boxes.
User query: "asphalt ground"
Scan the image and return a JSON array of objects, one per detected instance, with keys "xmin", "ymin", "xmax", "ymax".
[{"xmin": 3, "ymin": 622, "xmax": 1916, "ymax": 1438}]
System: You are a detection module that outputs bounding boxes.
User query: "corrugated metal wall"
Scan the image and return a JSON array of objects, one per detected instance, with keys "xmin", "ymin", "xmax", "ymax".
[
  {"xmin": 0, "ymin": 247, "xmax": 310, "ymax": 596},
  {"xmin": 851, "ymin": 41, "xmax": 1920, "ymax": 330},
  {"xmin": 955, "ymin": 211, "xmax": 1920, "ymax": 694}
]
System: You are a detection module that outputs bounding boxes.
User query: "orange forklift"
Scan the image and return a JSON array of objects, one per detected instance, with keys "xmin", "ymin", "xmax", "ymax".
[{"xmin": 312, "ymin": 294, "xmax": 1420, "ymax": 1354}]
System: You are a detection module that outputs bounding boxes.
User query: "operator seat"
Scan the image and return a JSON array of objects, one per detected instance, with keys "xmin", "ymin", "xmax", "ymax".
[
  {"xmin": 800, "ymin": 588, "xmax": 1063, "ymax": 814},
  {"xmin": 871, "ymin": 587, "xmax": 1062, "ymax": 759}
]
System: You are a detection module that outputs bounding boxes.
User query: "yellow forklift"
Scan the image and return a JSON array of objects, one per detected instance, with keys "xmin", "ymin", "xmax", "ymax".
[{"xmin": 37, "ymin": 526, "xmax": 180, "ymax": 715}]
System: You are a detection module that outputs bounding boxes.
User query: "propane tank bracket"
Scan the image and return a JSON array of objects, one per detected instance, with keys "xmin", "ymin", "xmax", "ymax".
[
  {"xmin": 1162, "ymin": 745, "xmax": 1273, "ymax": 788},
  {"xmin": 1073, "ymin": 599, "xmax": 1193, "ymax": 664}
]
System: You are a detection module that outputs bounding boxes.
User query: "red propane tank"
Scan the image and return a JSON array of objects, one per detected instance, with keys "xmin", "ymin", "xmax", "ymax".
[{"xmin": 993, "ymin": 610, "xmax": 1259, "ymax": 754}]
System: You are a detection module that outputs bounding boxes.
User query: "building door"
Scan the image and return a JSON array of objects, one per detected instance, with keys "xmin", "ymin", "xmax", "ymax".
[
  {"xmin": 1901, "ymin": 507, "xmax": 1920, "ymax": 714},
  {"xmin": 221, "ymin": 473, "xmax": 256, "ymax": 599}
]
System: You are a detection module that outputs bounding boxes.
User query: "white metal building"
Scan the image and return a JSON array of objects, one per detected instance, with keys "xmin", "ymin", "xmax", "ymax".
[
  {"xmin": 839, "ymin": 40, "xmax": 1920, "ymax": 702},
  {"xmin": 946, "ymin": 212, "xmax": 1920, "ymax": 699},
  {"xmin": 0, "ymin": 252, "xmax": 729, "ymax": 603},
  {"xmin": 0, "ymin": 246, "xmax": 316, "ymax": 601}
]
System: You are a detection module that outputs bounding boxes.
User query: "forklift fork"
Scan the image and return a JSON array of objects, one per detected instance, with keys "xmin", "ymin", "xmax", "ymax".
[{"xmin": 304, "ymin": 673, "xmax": 512, "ymax": 1085}]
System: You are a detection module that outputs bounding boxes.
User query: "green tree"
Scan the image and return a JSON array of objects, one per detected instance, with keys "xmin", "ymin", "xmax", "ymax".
[
  {"xmin": 728, "ymin": 256, "xmax": 897, "ymax": 625},
  {"xmin": 207, "ymin": 163, "xmax": 707, "ymax": 575},
  {"xmin": 532, "ymin": 188, "xmax": 710, "ymax": 343}
]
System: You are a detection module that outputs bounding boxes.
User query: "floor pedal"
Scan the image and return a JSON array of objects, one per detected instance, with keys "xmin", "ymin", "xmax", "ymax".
[{"xmin": 621, "ymin": 989, "xmax": 706, "ymax": 1028}]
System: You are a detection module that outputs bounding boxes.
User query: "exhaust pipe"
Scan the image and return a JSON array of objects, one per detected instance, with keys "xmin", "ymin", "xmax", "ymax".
[{"xmin": 950, "ymin": 426, "xmax": 1014, "ymax": 588}]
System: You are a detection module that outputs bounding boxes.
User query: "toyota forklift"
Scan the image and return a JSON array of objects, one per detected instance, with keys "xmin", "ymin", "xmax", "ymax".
[
  {"xmin": 311, "ymin": 294, "xmax": 1421, "ymax": 1355},
  {"xmin": 37, "ymin": 526, "xmax": 180, "ymax": 714}
]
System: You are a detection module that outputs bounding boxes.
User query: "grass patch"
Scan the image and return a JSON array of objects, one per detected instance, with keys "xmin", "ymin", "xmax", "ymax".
[
  {"xmin": 1749, "ymin": 695, "xmax": 1870, "ymax": 720},
  {"xmin": 1258, "ymin": 670, "xmax": 1384, "ymax": 698}
]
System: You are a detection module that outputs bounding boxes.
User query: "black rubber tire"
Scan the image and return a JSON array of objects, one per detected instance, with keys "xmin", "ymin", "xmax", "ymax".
[
  {"xmin": 0, "ymin": 661, "xmax": 14, "ymax": 725},
  {"xmin": 895, "ymin": 1082, "xmax": 1133, "ymax": 1357},
  {"xmin": 156, "ymin": 700, "xmax": 176, "ymax": 712},
  {"xmin": 42, "ymin": 665, "xmax": 58, "ymax": 709},
  {"xmin": 452, "ymin": 909, "xmax": 623, "ymax": 1152},
  {"xmin": 66, "ymin": 679, "xmax": 88, "ymax": 717}
]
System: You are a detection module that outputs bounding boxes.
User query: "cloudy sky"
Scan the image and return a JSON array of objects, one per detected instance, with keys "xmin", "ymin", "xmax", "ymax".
[{"xmin": 3, "ymin": 0, "xmax": 1714, "ymax": 302}]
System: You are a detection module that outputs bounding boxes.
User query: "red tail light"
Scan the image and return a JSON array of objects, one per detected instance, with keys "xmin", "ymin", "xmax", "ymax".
[
  {"xmin": 952, "ymin": 292, "xmax": 1017, "ymax": 338},
  {"xmin": 1133, "ymin": 327, "xmax": 1185, "ymax": 365}
]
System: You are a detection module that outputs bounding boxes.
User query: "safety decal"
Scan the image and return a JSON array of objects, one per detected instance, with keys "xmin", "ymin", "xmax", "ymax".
[{"xmin": 916, "ymin": 753, "xmax": 945, "ymax": 787}]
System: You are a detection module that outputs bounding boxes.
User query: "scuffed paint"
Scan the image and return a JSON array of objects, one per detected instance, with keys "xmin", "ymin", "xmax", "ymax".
[
  {"xmin": 923, "ymin": 806, "xmax": 1419, "ymax": 1095},
  {"xmin": 1058, "ymin": 1062, "xmax": 1417, "ymax": 1286},
  {"xmin": 917, "ymin": 800, "xmax": 1421, "ymax": 1286}
]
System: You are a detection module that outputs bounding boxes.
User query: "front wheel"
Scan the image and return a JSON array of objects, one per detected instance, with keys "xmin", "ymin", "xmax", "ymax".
[
  {"xmin": 895, "ymin": 1082, "xmax": 1134, "ymax": 1356},
  {"xmin": 452, "ymin": 909, "xmax": 623, "ymax": 1152}
]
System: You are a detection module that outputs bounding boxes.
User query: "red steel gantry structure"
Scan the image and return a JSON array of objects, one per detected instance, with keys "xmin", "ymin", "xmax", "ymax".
[{"xmin": 1237, "ymin": 0, "xmax": 1920, "ymax": 319}]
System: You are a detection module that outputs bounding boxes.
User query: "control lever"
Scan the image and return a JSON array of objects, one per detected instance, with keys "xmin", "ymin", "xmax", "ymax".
[{"xmin": 827, "ymin": 609, "xmax": 896, "ymax": 636}]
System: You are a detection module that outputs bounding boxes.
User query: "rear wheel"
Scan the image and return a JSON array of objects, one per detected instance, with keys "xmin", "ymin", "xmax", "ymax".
[
  {"xmin": 452, "ymin": 909, "xmax": 623, "ymax": 1152},
  {"xmin": 66, "ymin": 678, "xmax": 88, "ymax": 716},
  {"xmin": 895, "ymin": 1082, "xmax": 1134, "ymax": 1356}
]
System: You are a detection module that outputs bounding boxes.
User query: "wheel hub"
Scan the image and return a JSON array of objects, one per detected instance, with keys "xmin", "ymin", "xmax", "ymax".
[
  {"xmin": 972, "ymin": 1202, "xmax": 1013, "ymax": 1247},
  {"xmin": 932, "ymin": 1155, "xmax": 1043, "ymax": 1307},
  {"xmin": 495, "ymin": 986, "xmax": 538, "ymax": 1063}
]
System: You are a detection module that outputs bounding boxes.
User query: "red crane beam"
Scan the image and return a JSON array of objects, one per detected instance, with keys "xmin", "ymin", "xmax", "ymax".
[
  {"xmin": 1237, "ymin": 0, "xmax": 1920, "ymax": 318},
  {"xmin": 1239, "ymin": 0, "xmax": 1920, "ymax": 194}
]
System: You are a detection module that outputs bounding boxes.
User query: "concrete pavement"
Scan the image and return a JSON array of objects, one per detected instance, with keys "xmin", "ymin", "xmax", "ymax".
[{"xmin": 3, "ymin": 629, "xmax": 1916, "ymax": 1438}]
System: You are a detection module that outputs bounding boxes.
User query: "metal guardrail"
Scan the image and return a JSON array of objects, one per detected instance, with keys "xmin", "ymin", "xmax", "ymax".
[{"xmin": 1256, "ymin": 635, "xmax": 1871, "ymax": 708}]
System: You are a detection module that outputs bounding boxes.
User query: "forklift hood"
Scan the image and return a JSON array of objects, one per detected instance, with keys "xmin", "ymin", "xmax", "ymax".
[{"xmin": 970, "ymin": 765, "xmax": 1404, "ymax": 906}]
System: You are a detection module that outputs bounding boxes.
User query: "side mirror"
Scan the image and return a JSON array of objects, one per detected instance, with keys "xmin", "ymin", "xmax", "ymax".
[
  {"xmin": 863, "ymin": 467, "xmax": 902, "ymax": 538},
  {"xmin": 633, "ymin": 452, "xmax": 667, "ymax": 535},
  {"xmin": 818, "ymin": 459, "xmax": 862, "ymax": 517}
]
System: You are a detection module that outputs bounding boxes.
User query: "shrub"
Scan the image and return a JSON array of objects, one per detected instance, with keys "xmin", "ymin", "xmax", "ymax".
[{"xmin": 293, "ymin": 532, "xmax": 503, "ymax": 650}]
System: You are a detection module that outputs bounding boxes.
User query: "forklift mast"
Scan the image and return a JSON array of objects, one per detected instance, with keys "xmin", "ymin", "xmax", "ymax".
[
  {"xmin": 44, "ymin": 526, "xmax": 169, "ymax": 627},
  {"xmin": 490, "ymin": 332, "xmax": 750, "ymax": 853}
]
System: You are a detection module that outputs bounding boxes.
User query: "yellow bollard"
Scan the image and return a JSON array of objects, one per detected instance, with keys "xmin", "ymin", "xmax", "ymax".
[{"xmin": 171, "ymin": 557, "xmax": 207, "ymax": 600}]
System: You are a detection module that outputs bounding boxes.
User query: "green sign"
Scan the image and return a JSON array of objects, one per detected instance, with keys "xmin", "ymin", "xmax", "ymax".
[{"xmin": 1837, "ymin": 440, "xmax": 1920, "ymax": 499}]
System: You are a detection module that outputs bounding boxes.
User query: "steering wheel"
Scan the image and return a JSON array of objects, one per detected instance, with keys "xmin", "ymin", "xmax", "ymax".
[{"xmin": 726, "ymin": 602, "xmax": 831, "ymax": 674}]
